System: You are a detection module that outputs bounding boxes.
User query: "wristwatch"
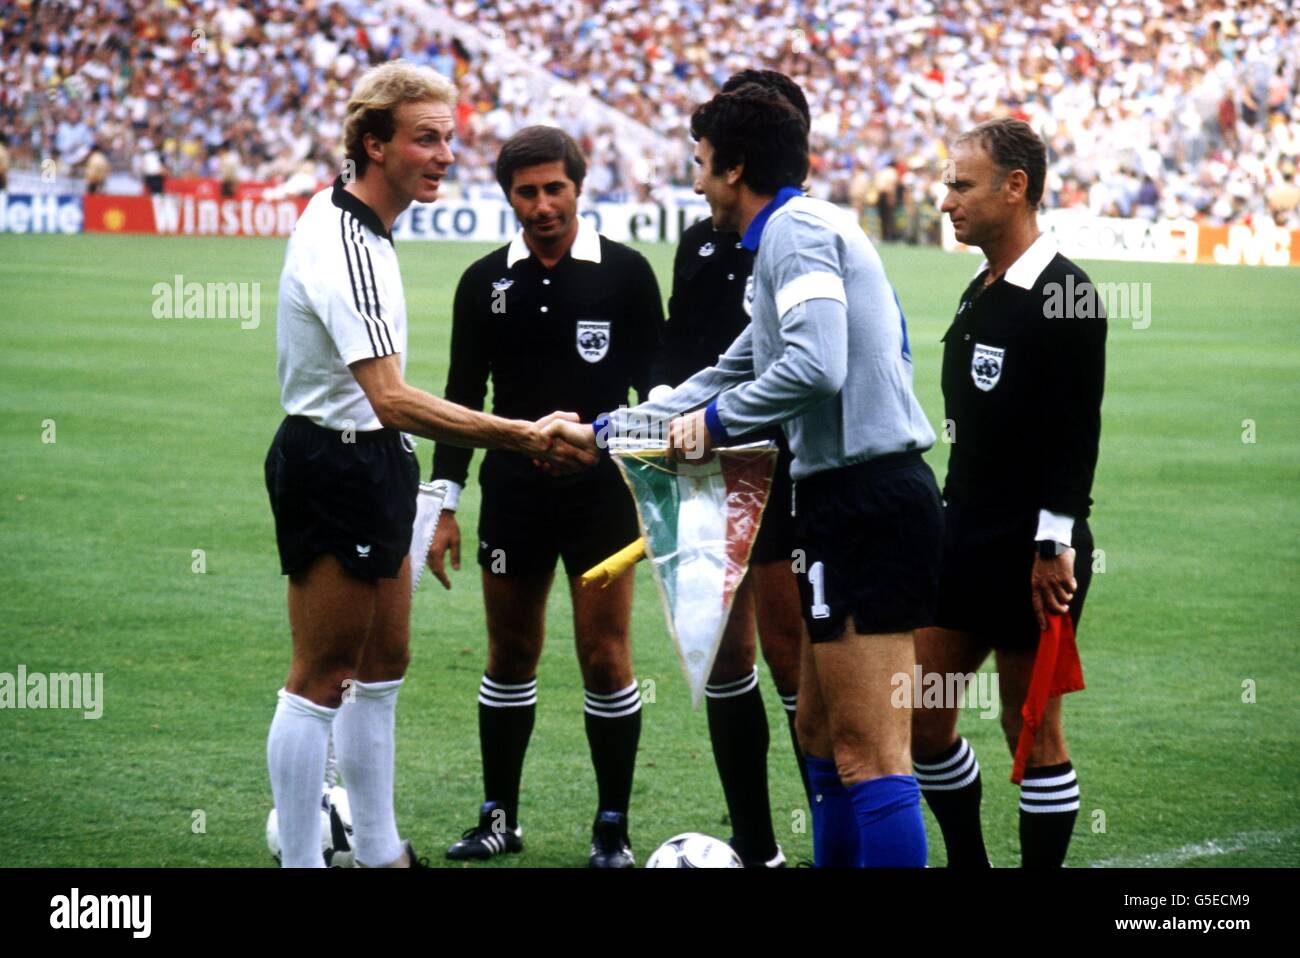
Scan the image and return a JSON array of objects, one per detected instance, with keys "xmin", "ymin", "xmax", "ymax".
[{"xmin": 1036, "ymin": 539, "xmax": 1067, "ymax": 559}]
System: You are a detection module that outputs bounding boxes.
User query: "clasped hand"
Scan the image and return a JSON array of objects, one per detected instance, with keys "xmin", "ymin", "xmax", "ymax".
[
  {"xmin": 531, "ymin": 411, "xmax": 598, "ymax": 475},
  {"xmin": 533, "ymin": 408, "xmax": 715, "ymax": 474}
]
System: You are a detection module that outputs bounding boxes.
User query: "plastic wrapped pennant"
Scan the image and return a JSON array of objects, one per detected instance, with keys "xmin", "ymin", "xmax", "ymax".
[
  {"xmin": 408, "ymin": 481, "xmax": 446, "ymax": 595},
  {"xmin": 611, "ymin": 442, "xmax": 778, "ymax": 708}
]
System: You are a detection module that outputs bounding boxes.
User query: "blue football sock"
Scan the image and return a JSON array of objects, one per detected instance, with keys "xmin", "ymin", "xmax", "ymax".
[
  {"xmin": 805, "ymin": 756, "xmax": 860, "ymax": 867},
  {"xmin": 847, "ymin": 774, "xmax": 928, "ymax": 868}
]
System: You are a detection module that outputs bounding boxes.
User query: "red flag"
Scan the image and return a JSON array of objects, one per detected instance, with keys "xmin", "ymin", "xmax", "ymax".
[{"xmin": 1010, "ymin": 615, "xmax": 1085, "ymax": 783}]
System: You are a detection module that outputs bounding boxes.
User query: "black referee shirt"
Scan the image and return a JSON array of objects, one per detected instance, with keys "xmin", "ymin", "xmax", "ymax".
[
  {"xmin": 940, "ymin": 237, "xmax": 1106, "ymax": 523},
  {"xmin": 652, "ymin": 217, "xmax": 752, "ymax": 386},
  {"xmin": 431, "ymin": 223, "xmax": 665, "ymax": 486}
]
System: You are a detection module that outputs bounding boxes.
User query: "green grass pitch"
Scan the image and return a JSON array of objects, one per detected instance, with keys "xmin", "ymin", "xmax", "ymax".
[{"xmin": 0, "ymin": 232, "xmax": 1296, "ymax": 867}]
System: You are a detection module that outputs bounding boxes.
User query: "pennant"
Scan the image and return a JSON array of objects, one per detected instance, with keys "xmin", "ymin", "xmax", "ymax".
[
  {"xmin": 1010, "ymin": 614, "xmax": 1086, "ymax": 783},
  {"xmin": 408, "ymin": 481, "xmax": 446, "ymax": 595},
  {"xmin": 612, "ymin": 442, "xmax": 778, "ymax": 708}
]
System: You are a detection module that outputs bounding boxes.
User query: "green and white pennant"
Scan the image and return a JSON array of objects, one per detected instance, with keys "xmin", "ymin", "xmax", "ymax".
[{"xmin": 612, "ymin": 442, "xmax": 778, "ymax": 707}]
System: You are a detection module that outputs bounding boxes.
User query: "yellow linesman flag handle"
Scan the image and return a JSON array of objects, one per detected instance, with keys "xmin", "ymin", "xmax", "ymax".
[{"xmin": 580, "ymin": 537, "xmax": 646, "ymax": 588}]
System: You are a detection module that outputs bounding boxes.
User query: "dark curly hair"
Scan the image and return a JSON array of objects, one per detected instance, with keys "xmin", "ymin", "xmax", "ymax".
[
  {"xmin": 690, "ymin": 84, "xmax": 809, "ymax": 196},
  {"xmin": 720, "ymin": 69, "xmax": 810, "ymax": 129}
]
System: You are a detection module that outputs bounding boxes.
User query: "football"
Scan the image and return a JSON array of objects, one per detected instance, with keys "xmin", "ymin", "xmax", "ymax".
[
  {"xmin": 644, "ymin": 833, "xmax": 744, "ymax": 868},
  {"xmin": 266, "ymin": 785, "xmax": 355, "ymax": 867}
]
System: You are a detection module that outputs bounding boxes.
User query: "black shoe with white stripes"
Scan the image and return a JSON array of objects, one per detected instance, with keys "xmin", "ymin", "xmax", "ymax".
[
  {"xmin": 445, "ymin": 801, "xmax": 524, "ymax": 861},
  {"xmin": 588, "ymin": 810, "xmax": 635, "ymax": 868}
]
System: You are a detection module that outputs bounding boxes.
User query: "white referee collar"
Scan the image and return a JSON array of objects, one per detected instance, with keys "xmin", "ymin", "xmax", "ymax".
[
  {"xmin": 507, "ymin": 214, "xmax": 602, "ymax": 267},
  {"xmin": 974, "ymin": 231, "xmax": 1059, "ymax": 289}
]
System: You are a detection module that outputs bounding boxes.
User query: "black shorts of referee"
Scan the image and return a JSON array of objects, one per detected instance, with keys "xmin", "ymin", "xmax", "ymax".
[
  {"xmin": 475, "ymin": 451, "xmax": 640, "ymax": 578},
  {"xmin": 264, "ymin": 415, "xmax": 419, "ymax": 580},
  {"xmin": 793, "ymin": 451, "xmax": 944, "ymax": 641},
  {"xmin": 935, "ymin": 500, "xmax": 1094, "ymax": 650},
  {"xmin": 748, "ymin": 436, "xmax": 797, "ymax": 566}
]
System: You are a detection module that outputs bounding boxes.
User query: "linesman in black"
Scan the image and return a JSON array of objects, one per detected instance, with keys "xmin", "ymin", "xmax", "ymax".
[
  {"xmin": 911, "ymin": 118, "xmax": 1106, "ymax": 867},
  {"xmin": 651, "ymin": 69, "xmax": 811, "ymax": 868},
  {"xmin": 426, "ymin": 126, "xmax": 664, "ymax": 867}
]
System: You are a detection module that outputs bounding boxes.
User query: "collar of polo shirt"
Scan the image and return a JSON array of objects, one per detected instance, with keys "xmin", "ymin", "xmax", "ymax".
[
  {"xmin": 741, "ymin": 185, "xmax": 803, "ymax": 252},
  {"xmin": 331, "ymin": 175, "xmax": 392, "ymax": 242},
  {"xmin": 506, "ymin": 214, "xmax": 602, "ymax": 268},
  {"xmin": 973, "ymin": 231, "xmax": 1059, "ymax": 289}
]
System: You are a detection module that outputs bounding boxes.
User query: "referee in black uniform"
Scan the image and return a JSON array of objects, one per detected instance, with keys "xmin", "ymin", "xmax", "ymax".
[
  {"xmin": 652, "ymin": 69, "xmax": 811, "ymax": 868},
  {"xmin": 910, "ymin": 118, "xmax": 1106, "ymax": 868},
  {"xmin": 425, "ymin": 126, "xmax": 664, "ymax": 867}
]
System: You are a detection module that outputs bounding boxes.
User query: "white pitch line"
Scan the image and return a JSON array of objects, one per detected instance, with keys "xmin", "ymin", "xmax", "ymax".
[{"xmin": 1090, "ymin": 828, "xmax": 1299, "ymax": 868}]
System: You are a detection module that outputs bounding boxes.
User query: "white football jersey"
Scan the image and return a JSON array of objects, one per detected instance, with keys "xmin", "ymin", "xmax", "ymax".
[{"xmin": 276, "ymin": 180, "xmax": 407, "ymax": 432}]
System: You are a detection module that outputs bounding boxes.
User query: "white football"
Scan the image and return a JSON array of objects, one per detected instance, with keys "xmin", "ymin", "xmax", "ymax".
[
  {"xmin": 645, "ymin": 832, "xmax": 744, "ymax": 868},
  {"xmin": 266, "ymin": 785, "xmax": 354, "ymax": 867}
]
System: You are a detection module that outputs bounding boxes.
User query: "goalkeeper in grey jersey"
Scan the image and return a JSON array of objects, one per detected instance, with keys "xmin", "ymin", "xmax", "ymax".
[{"xmin": 552, "ymin": 81, "xmax": 943, "ymax": 867}]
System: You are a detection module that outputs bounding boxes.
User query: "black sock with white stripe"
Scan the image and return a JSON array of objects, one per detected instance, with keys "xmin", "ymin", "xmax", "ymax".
[
  {"xmin": 477, "ymin": 675, "xmax": 537, "ymax": 828},
  {"xmin": 913, "ymin": 737, "xmax": 989, "ymax": 867},
  {"xmin": 779, "ymin": 690, "xmax": 813, "ymax": 808},
  {"xmin": 1019, "ymin": 761, "xmax": 1079, "ymax": 868},
  {"xmin": 584, "ymin": 681, "xmax": 642, "ymax": 817},
  {"xmin": 706, "ymin": 669, "xmax": 776, "ymax": 862}
]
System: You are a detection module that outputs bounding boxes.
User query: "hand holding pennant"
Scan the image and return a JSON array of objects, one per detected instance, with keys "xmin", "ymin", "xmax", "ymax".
[
  {"xmin": 408, "ymin": 481, "xmax": 446, "ymax": 595},
  {"xmin": 593, "ymin": 440, "xmax": 778, "ymax": 708}
]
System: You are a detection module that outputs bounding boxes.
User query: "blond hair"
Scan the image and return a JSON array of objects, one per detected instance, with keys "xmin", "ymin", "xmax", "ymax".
[{"xmin": 343, "ymin": 61, "xmax": 457, "ymax": 176}]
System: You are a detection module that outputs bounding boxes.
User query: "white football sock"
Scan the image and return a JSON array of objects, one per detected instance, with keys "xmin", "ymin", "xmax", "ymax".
[
  {"xmin": 267, "ymin": 688, "xmax": 336, "ymax": 868},
  {"xmin": 333, "ymin": 677, "xmax": 404, "ymax": 867}
]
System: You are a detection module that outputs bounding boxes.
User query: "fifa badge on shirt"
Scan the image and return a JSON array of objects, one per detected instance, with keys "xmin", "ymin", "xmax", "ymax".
[
  {"xmin": 971, "ymin": 343, "xmax": 1005, "ymax": 391},
  {"xmin": 743, "ymin": 275, "xmax": 755, "ymax": 317},
  {"xmin": 576, "ymin": 320, "xmax": 611, "ymax": 363},
  {"xmin": 697, "ymin": 241, "xmax": 715, "ymax": 257}
]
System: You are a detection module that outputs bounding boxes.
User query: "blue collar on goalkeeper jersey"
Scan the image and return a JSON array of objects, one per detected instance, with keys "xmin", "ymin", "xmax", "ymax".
[{"xmin": 740, "ymin": 186, "xmax": 803, "ymax": 252}]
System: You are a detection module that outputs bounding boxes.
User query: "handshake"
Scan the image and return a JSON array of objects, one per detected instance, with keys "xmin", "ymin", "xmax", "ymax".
[{"xmin": 526, "ymin": 408, "xmax": 716, "ymax": 475}]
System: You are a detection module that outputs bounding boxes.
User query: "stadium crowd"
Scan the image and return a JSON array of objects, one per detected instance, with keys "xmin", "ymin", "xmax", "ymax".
[{"xmin": 1, "ymin": 0, "xmax": 1297, "ymax": 233}]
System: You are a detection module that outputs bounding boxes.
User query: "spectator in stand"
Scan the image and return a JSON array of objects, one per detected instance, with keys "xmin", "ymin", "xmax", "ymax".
[
  {"xmin": 139, "ymin": 137, "xmax": 166, "ymax": 195},
  {"xmin": 54, "ymin": 106, "xmax": 93, "ymax": 169},
  {"xmin": 84, "ymin": 145, "xmax": 110, "ymax": 194},
  {"xmin": 1267, "ymin": 163, "xmax": 1300, "ymax": 226},
  {"xmin": 1135, "ymin": 176, "xmax": 1161, "ymax": 221},
  {"xmin": 219, "ymin": 146, "xmax": 241, "ymax": 199},
  {"xmin": 0, "ymin": 0, "xmax": 1295, "ymax": 230},
  {"xmin": 875, "ymin": 162, "xmax": 900, "ymax": 243}
]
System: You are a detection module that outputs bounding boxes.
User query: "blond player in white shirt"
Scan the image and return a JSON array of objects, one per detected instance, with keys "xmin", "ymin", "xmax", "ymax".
[{"xmin": 265, "ymin": 61, "xmax": 591, "ymax": 868}]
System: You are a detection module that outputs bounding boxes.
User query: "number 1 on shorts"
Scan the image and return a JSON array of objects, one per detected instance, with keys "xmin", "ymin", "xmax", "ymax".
[{"xmin": 809, "ymin": 561, "xmax": 831, "ymax": 620}]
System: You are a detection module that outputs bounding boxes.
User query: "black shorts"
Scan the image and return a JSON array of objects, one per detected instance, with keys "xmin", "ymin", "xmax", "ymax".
[
  {"xmin": 264, "ymin": 415, "xmax": 418, "ymax": 581},
  {"xmin": 476, "ymin": 453, "xmax": 640, "ymax": 578},
  {"xmin": 935, "ymin": 503, "xmax": 1094, "ymax": 650},
  {"xmin": 793, "ymin": 452, "xmax": 944, "ymax": 642},
  {"xmin": 750, "ymin": 441, "xmax": 797, "ymax": 566}
]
